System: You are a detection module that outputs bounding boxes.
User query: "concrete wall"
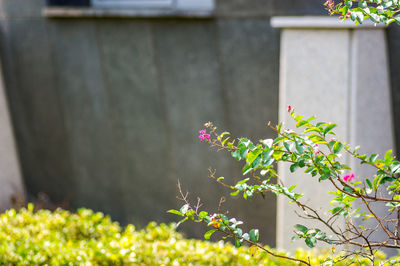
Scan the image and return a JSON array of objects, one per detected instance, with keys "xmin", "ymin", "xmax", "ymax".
[{"xmin": 0, "ymin": 0, "xmax": 398, "ymax": 247}]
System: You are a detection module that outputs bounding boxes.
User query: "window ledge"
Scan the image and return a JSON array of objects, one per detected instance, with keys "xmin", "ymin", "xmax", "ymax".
[{"xmin": 42, "ymin": 7, "xmax": 214, "ymax": 19}]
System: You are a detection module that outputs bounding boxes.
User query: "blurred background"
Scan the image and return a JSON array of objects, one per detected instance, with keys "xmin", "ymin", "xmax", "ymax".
[{"xmin": 0, "ymin": 0, "xmax": 400, "ymax": 248}]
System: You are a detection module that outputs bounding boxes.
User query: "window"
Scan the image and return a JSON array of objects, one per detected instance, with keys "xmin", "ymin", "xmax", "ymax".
[
  {"xmin": 91, "ymin": 0, "xmax": 214, "ymax": 11},
  {"xmin": 45, "ymin": 0, "xmax": 214, "ymax": 17},
  {"xmin": 47, "ymin": 0, "xmax": 90, "ymax": 6}
]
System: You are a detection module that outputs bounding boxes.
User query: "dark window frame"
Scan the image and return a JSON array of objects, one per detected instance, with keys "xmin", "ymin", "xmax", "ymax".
[{"xmin": 47, "ymin": 0, "xmax": 90, "ymax": 7}]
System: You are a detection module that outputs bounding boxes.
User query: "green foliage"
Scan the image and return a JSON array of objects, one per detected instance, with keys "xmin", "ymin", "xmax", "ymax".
[
  {"xmin": 186, "ymin": 110, "xmax": 400, "ymax": 264},
  {"xmin": 0, "ymin": 206, "xmax": 391, "ymax": 265},
  {"xmin": 325, "ymin": 0, "xmax": 400, "ymax": 25}
]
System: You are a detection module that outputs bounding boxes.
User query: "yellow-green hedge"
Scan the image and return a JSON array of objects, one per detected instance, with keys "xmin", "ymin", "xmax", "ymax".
[{"xmin": 0, "ymin": 205, "xmax": 393, "ymax": 265}]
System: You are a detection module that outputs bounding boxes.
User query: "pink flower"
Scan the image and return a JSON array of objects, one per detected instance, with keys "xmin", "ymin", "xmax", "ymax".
[
  {"xmin": 343, "ymin": 173, "xmax": 355, "ymax": 182},
  {"xmin": 198, "ymin": 129, "xmax": 210, "ymax": 141},
  {"xmin": 287, "ymin": 105, "xmax": 292, "ymax": 112},
  {"xmin": 324, "ymin": 0, "xmax": 335, "ymax": 8},
  {"xmin": 313, "ymin": 144, "xmax": 320, "ymax": 155}
]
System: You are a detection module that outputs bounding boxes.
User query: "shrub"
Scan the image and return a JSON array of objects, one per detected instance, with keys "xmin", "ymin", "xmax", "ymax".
[{"xmin": 0, "ymin": 205, "xmax": 391, "ymax": 265}]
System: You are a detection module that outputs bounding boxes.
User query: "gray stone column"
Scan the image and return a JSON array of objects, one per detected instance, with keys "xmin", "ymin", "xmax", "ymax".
[
  {"xmin": 0, "ymin": 61, "xmax": 24, "ymax": 211},
  {"xmin": 271, "ymin": 17, "xmax": 394, "ymax": 252}
]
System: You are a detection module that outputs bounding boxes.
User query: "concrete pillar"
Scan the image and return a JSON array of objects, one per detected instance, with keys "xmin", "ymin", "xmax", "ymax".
[
  {"xmin": 0, "ymin": 60, "xmax": 24, "ymax": 211},
  {"xmin": 271, "ymin": 17, "xmax": 394, "ymax": 252}
]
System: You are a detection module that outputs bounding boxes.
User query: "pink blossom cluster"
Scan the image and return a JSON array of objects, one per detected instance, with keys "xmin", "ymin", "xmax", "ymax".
[
  {"xmin": 324, "ymin": 0, "xmax": 336, "ymax": 13},
  {"xmin": 343, "ymin": 173, "xmax": 355, "ymax": 182},
  {"xmin": 313, "ymin": 144, "xmax": 321, "ymax": 156},
  {"xmin": 198, "ymin": 129, "xmax": 210, "ymax": 141},
  {"xmin": 324, "ymin": 0, "xmax": 334, "ymax": 8}
]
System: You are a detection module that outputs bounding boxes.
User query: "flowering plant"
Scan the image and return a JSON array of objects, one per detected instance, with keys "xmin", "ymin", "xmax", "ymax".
[
  {"xmin": 325, "ymin": 0, "xmax": 400, "ymax": 25},
  {"xmin": 169, "ymin": 107, "xmax": 400, "ymax": 265}
]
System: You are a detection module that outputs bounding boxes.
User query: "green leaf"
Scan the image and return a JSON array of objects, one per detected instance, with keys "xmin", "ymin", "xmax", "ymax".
[
  {"xmin": 247, "ymin": 150, "xmax": 262, "ymax": 165},
  {"xmin": 186, "ymin": 210, "xmax": 195, "ymax": 220},
  {"xmin": 290, "ymin": 163, "xmax": 299, "ymax": 173},
  {"xmin": 237, "ymin": 178, "xmax": 249, "ymax": 185},
  {"xmin": 324, "ymin": 124, "xmax": 337, "ymax": 136},
  {"xmin": 319, "ymin": 166, "xmax": 331, "ymax": 181},
  {"xmin": 366, "ymin": 178, "xmax": 372, "ymax": 189},
  {"xmin": 305, "ymin": 167, "xmax": 314, "ymax": 173},
  {"xmin": 343, "ymin": 186, "xmax": 354, "ymax": 194},
  {"xmin": 235, "ymin": 238, "xmax": 242, "ymax": 247},
  {"xmin": 295, "ymin": 142, "xmax": 304, "ymax": 154},
  {"xmin": 242, "ymin": 164, "xmax": 252, "ymax": 175},
  {"xmin": 283, "ymin": 142, "xmax": 292, "ymax": 152},
  {"xmin": 234, "ymin": 228, "xmax": 243, "ymax": 237},
  {"xmin": 252, "ymin": 156, "xmax": 262, "ymax": 168},
  {"xmin": 294, "ymin": 224, "xmax": 308, "ymax": 234},
  {"xmin": 231, "ymin": 150, "xmax": 241, "ymax": 161},
  {"xmin": 242, "ymin": 233, "xmax": 250, "ymax": 240},
  {"xmin": 230, "ymin": 190, "xmax": 240, "ymax": 196},
  {"xmin": 167, "ymin": 209, "xmax": 184, "ymax": 216},
  {"xmin": 331, "ymin": 207, "xmax": 342, "ymax": 215},
  {"xmin": 249, "ymin": 229, "xmax": 260, "ymax": 242},
  {"xmin": 239, "ymin": 139, "xmax": 251, "ymax": 148},
  {"xmin": 198, "ymin": 211, "xmax": 208, "ymax": 219},
  {"xmin": 273, "ymin": 136, "xmax": 284, "ymax": 144},
  {"xmin": 221, "ymin": 137, "xmax": 230, "ymax": 146},
  {"xmin": 390, "ymin": 162, "xmax": 400, "ymax": 174},
  {"xmin": 305, "ymin": 237, "xmax": 316, "ymax": 248},
  {"xmin": 291, "ymin": 235, "xmax": 300, "ymax": 242},
  {"xmin": 333, "ymin": 141, "xmax": 343, "ymax": 154},
  {"xmin": 240, "ymin": 147, "xmax": 249, "ymax": 159},
  {"xmin": 245, "ymin": 190, "xmax": 253, "ymax": 198},
  {"xmin": 204, "ymin": 229, "xmax": 218, "ymax": 240},
  {"xmin": 380, "ymin": 176, "xmax": 396, "ymax": 185},
  {"xmin": 373, "ymin": 175, "xmax": 382, "ymax": 191},
  {"xmin": 296, "ymin": 120, "xmax": 308, "ymax": 128},
  {"xmin": 385, "ymin": 149, "xmax": 393, "ymax": 165},
  {"xmin": 261, "ymin": 139, "xmax": 273, "ymax": 148},
  {"xmin": 369, "ymin": 154, "xmax": 378, "ymax": 163}
]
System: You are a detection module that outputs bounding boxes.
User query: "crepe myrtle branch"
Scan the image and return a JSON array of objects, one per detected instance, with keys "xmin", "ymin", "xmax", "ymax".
[
  {"xmin": 169, "ymin": 106, "xmax": 400, "ymax": 265},
  {"xmin": 208, "ymin": 166, "xmax": 385, "ymax": 254},
  {"xmin": 206, "ymin": 124, "xmax": 391, "ymax": 249},
  {"xmin": 169, "ymin": 180, "xmax": 311, "ymax": 266},
  {"xmin": 325, "ymin": 0, "xmax": 400, "ymax": 25}
]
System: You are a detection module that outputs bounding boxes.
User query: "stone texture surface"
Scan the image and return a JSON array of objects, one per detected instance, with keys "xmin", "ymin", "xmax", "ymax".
[
  {"xmin": 277, "ymin": 29, "xmax": 351, "ymax": 251},
  {"xmin": 4, "ymin": 0, "xmax": 46, "ymax": 18},
  {"xmin": 152, "ymin": 20, "xmax": 233, "ymax": 238},
  {"xmin": 47, "ymin": 20, "xmax": 124, "ymax": 220},
  {"xmin": 215, "ymin": 0, "xmax": 325, "ymax": 17},
  {"xmin": 350, "ymin": 29, "xmax": 395, "ymax": 256},
  {"xmin": 217, "ymin": 19, "xmax": 279, "ymax": 245},
  {"xmin": 2, "ymin": 18, "xmax": 73, "ymax": 204},
  {"xmin": 216, "ymin": 0, "xmax": 273, "ymax": 17},
  {"xmin": 0, "ymin": 57, "xmax": 24, "ymax": 211},
  {"xmin": 97, "ymin": 20, "xmax": 171, "ymax": 226},
  {"xmin": 272, "ymin": 0, "xmax": 327, "ymax": 16}
]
